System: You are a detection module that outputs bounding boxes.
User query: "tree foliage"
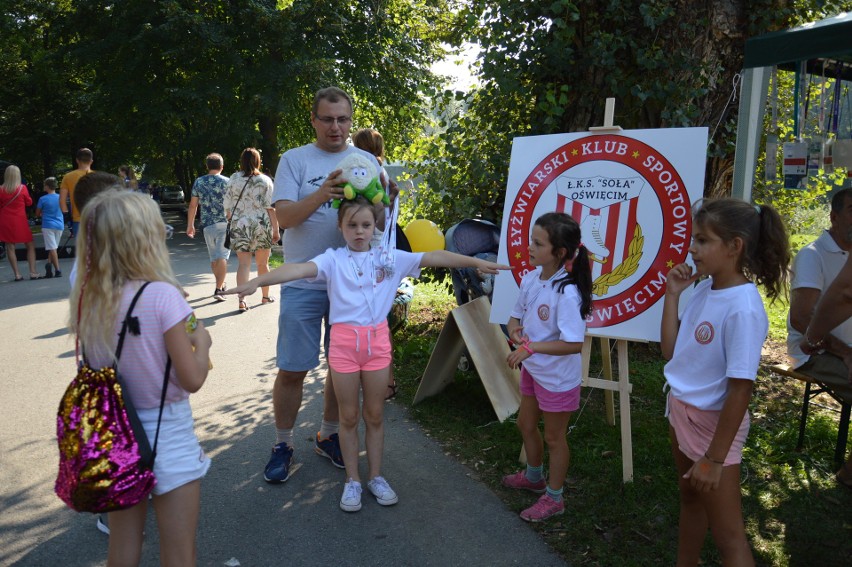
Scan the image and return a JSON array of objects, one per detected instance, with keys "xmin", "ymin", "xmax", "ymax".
[
  {"xmin": 405, "ymin": 0, "xmax": 851, "ymax": 228},
  {"xmin": 1, "ymin": 0, "xmax": 449, "ymax": 190}
]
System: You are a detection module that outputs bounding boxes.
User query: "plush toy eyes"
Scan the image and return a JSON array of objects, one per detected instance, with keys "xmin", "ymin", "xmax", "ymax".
[{"xmin": 352, "ymin": 167, "xmax": 367, "ymax": 178}]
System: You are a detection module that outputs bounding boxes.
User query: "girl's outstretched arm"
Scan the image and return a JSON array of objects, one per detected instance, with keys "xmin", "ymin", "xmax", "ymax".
[
  {"xmin": 223, "ymin": 262, "xmax": 318, "ymax": 299},
  {"xmin": 420, "ymin": 250, "xmax": 511, "ymax": 273},
  {"xmin": 165, "ymin": 318, "xmax": 211, "ymax": 393},
  {"xmin": 660, "ymin": 263, "xmax": 698, "ymax": 360},
  {"xmin": 682, "ymin": 378, "xmax": 753, "ymax": 492}
]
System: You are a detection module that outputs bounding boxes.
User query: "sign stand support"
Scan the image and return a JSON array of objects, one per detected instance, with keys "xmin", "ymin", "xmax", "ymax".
[{"xmin": 413, "ymin": 296, "xmax": 521, "ymax": 422}]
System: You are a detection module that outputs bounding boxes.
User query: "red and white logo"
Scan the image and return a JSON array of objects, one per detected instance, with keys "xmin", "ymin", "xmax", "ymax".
[
  {"xmin": 505, "ymin": 135, "xmax": 692, "ymax": 328},
  {"xmin": 537, "ymin": 304, "xmax": 550, "ymax": 321},
  {"xmin": 694, "ymin": 321, "xmax": 714, "ymax": 345}
]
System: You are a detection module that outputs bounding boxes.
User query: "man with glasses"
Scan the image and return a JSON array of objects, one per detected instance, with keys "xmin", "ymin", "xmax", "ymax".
[{"xmin": 264, "ymin": 86, "xmax": 383, "ymax": 484}]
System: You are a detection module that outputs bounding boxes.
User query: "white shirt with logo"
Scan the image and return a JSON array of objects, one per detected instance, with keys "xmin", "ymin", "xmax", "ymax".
[
  {"xmin": 308, "ymin": 247, "xmax": 423, "ymax": 326},
  {"xmin": 509, "ymin": 267, "xmax": 586, "ymax": 392},
  {"xmin": 664, "ymin": 278, "xmax": 767, "ymax": 410}
]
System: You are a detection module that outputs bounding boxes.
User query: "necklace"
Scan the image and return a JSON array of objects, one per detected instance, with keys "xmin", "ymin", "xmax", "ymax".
[{"xmin": 348, "ymin": 249, "xmax": 372, "ymax": 278}]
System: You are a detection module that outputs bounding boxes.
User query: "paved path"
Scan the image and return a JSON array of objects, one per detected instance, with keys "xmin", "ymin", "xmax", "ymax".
[{"xmin": 0, "ymin": 208, "xmax": 566, "ymax": 566}]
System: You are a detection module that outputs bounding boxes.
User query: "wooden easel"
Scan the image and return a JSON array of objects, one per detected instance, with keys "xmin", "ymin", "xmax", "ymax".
[{"xmin": 413, "ymin": 296, "xmax": 521, "ymax": 422}]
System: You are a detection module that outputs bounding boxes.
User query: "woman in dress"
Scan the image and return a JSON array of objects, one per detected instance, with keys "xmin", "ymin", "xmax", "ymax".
[
  {"xmin": 224, "ymin": 148, "xmax": 279, "ymax": 313},
  {"xmin": 0, "ymin": 165, "xmax": 39, "ymax": 281}
]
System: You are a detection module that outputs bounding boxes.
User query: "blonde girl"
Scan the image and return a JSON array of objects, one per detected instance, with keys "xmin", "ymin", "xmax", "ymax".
[
  {"xmin": 661, "ymin": 198, "xmax": 789, "ymax": 566},
  {"xmin": 71, "ymin": 190, "xmax": 212, "ymax": 566}
]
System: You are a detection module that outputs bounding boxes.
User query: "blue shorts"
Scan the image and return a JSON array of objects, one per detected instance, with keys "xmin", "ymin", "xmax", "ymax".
[
  {"xmin": 203, "ymin": 222, "xmax": 231, "ymax": 262},
  {"xmin": 276, "ymin": 286, "xmax": 331, "ymax": 372}
]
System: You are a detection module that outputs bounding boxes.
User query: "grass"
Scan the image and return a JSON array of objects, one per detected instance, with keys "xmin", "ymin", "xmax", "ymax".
[{"xmin": 391, "ymin": 279, "xmax": 852, "ymax": 566}]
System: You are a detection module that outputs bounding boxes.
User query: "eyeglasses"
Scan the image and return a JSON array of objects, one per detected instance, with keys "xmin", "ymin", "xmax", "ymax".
[{"xmin": 315, "ymin": 115, "xmax": 352, "ymax": 127}]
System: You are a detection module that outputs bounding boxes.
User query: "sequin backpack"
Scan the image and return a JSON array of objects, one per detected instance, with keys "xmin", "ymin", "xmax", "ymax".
[{"xmin": 55, "ymin": 282, "xmax": 171, "ymax": 513}]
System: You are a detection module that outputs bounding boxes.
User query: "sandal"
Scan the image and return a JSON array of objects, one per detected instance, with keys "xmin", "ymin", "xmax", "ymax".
[
  {"xmin": 238, "ymin": 301, "xmax": 249, "ymax": 313},
  {"xmin": 13, "ymin": 275, "xmax": 24, "ymax": 282},
  {"xmin": 836, "ymin": 461, "xmax": 852, "ymax": 489},
  {"xmin": 262, "ymin": 296, "xmax": 275, "ymax": 304},
  {"xmin": 29, "ymin": 274, "xmax": 44, "ymax": 280},
  {"xmin": 385, "ymin": 382, "xmax": 398, "ymax": 401}
]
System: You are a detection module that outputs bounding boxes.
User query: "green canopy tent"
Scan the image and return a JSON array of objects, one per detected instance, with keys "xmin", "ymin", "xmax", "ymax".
[{"xmin": 732, "ymin": 12, "xmax": 852, "ymax": 201}]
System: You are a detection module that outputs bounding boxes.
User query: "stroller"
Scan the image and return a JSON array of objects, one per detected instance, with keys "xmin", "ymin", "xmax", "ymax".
[
  {"xmin": 444, "ymin": 219, "xmax": 501, "ymax": 306},
  {"xmin": 444, "ymin": 219, "xmax": 504, "ymax": 370}
]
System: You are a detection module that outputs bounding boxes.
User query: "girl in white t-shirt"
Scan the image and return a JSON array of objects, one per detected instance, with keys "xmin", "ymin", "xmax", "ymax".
[
  {"xmin": 70, "ymin": 190, "xmax": 212, "ymax": 566},
  {"xmin": 501, "ymin": 212, "xmax": 593, "ymax": 522},
  {"xmin": 228, "ymin": 195, "xmax": 508, "ymax": 512},
  {"xmin": 661, "ymin": 198, "xmax": 789, "ymax": 565}
]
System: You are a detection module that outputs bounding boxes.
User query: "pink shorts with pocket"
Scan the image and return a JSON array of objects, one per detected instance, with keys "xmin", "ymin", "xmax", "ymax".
[
  {"xmin": 520, "ymin": 366, "xmax": 580, "ymax": 413},
  {"xmin": 328, "ymin": 320, "xmax": 392, "ymax": 374},
  {"xmin": 667, "ymin": 393, "xmax": 750, "ymax": 465}
]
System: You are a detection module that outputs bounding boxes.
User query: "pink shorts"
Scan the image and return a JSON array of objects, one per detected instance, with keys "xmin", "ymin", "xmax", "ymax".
[
  {"xmin": 520, "ymin": 366, "xmax": 580, "ymax": 413},
  {"xmin": 328, "ymin": 320, "xmax": 392, "ymax": 374},
  {"xmin": 667, "ymin": 393, "xmax": 750, "ymax": 465}
]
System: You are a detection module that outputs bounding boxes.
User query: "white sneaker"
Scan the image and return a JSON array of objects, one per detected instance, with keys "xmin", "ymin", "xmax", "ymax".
[
  {"xmin": 96, "ymin": 514, "xmax": 109, "ymax": 535},
  {"xmin": 340, "ymin": 479, "xmax": 362, "ymax": 512},
  {"xmin": 367, "ymin": 476, "xmax": 399, "ymax": 506}
]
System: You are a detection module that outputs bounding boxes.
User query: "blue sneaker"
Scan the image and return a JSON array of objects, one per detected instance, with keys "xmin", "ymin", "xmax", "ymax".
[
  {"xmin": 264, "ymin": 442, "xmax": 294, "ymax": 483},
  {"xmin": 314, "ymin": 432, "xmax": 345, "ymax": 469}
]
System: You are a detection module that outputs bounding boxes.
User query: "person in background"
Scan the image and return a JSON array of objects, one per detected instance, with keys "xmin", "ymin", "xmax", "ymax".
[
  {"xmin": 36, "ymin": 177, "xmax": 65, "ymax": 278},
  {"xmin": 187, "ymin": 153, "xmax": 231, "ymax": 301},
  {"xmin": 119, "ymin": 165, "xmax": 139, "ymax": 191},
  {"xmin": 223, "ymin": 147, "xmax": 278, "ymax": 313},
  {"xmin": 792, "ymin": 188, "xmax": 852, "ymax": 487},
  {"xmin": 0, "ymin": 165, "xmax": 39, "ymax": 280},
  {"xmin": 351, "ymin": 127, "xmax": 400, "ymax": 400},
  {"xmin": 59, "ymin": 147, "xmax": 94, "ymax": 237}
]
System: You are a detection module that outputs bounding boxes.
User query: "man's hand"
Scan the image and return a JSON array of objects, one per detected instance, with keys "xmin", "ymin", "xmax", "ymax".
[{"xmin": 318, "ymin": 168, "xmax": 346, "ymax": 204}]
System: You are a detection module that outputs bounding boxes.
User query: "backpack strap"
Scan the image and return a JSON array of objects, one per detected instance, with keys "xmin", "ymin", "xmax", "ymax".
[{"xmin": 114, "ymin": 282, "xmax": 172, "ymax": 469}]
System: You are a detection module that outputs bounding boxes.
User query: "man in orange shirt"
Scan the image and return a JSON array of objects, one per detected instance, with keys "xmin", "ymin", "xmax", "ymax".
[{"xmin": 59, "ymin": 148, "xmax": 94, "ymax": 236}]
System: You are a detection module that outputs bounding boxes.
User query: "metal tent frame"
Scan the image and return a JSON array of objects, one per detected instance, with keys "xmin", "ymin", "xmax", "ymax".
[{"xmin": 732, "ymin": 12, "xmax": 852, "ymax": 201}]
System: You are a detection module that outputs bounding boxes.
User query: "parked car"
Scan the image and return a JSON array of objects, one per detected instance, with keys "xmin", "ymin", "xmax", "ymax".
[{"xmin": 158, "ymin": 185, "xmax": 185, "ymax": 204}]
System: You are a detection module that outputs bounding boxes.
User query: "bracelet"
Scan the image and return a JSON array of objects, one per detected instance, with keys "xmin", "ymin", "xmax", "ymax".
[
  {"xmin": 521, "ymin": 343, "xmax": 535, "ymax": 355},
  {"xmin": 704, "ymin": 452, "xmax": 725, "ymax": 465},
  {"xmin": 804, "ymin": 328, "xmax": 827, "ymax": 350}
]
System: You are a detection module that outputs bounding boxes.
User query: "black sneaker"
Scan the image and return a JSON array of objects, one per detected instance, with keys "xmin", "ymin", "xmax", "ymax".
[
  {"xmin": 213, "ymin": 287, "xmax": 226, "ymax": 302},
  {"xmin": 54, "ymin": 269, "xmax": 62, "ymax": 278},
  {"xmin": 315, "ymin": 432, "xmax": 345, "ymax": 468},
  {"xmin": 264, "ymin": 442, "xmax": 294, "ymax": 483},
  {"xmin": 45, "ymin": 263, "xmax": 53, "ymax": 278}
]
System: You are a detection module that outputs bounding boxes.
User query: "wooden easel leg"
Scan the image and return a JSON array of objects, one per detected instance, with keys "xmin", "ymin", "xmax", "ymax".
[
  {"xmin": 617, "ymin": 340, "xmax": 634, "ymax": 482},
  {"xmin": 600, "ymin": 337, "xmax": 616, "ymax": 426}
]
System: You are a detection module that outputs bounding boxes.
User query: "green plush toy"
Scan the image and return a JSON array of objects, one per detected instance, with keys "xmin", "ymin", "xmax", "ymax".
[{"xmin": 332, "ymin": 153, "xmax": 390, "ymax": 208}]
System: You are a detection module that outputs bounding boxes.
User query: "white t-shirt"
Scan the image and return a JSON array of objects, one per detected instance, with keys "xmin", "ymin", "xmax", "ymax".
[
  {"xmin": 664, "ymin": 278, "xmax": 768, "ymax": 410},
  {"xmin": 272, "ymin": 143, "xmax": 380, "ymax": 290},
  {"xmin": 308, "ymin": 247, "xmax": 423, "ymax": 326},
  {"xmin": 786, "ymin": 230, "xmax": 851, "ymax": 368},
  {"xmin": 509, "ymin": 267, "xmax": 586, "ymax": 392},
  {"xmin": 86, "ymin": 281, "xmax": 193, "ymax": 409}
]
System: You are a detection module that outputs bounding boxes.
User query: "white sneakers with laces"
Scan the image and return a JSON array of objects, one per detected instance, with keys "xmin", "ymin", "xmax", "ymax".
[
  {"xmin": 340, "ymin": 479, "xmax": 362, "ymax": 512},
  {"xmin": 367, "ymin": 476, "xmax": 399, "ymax": 506}
]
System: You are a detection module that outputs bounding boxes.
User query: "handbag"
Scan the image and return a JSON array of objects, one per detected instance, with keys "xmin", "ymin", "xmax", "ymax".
[
  {"xmin": 55, "ymin": 282, "xmax": 172, "ymax": 513},
  {"xmin": 224, "ymin": 176, "xmax": 253, "ymax": 249}
]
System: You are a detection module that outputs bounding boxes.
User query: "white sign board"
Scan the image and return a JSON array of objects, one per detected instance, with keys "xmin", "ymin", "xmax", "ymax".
[{"xmin": 492, "ymin": 128, "xmax": 708, "ymax": 342}]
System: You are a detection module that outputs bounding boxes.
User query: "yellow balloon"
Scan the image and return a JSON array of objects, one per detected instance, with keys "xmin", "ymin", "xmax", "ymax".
[{"xmin": 404, "ymin": 219, "xmax": 445, "ymax": 253}]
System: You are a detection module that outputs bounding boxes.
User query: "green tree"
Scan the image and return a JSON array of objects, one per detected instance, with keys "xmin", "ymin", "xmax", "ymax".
[{"xmin": 406, "ymin": 0, "xmax": 851, "ymax": 227}]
